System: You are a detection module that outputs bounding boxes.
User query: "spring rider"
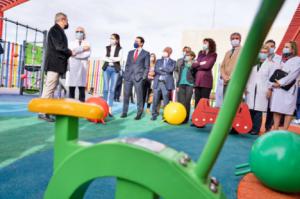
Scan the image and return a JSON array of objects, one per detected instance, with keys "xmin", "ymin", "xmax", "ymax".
[{"xmin": 28, "ymin": 0, "xmax": 285, "ymax": 198}]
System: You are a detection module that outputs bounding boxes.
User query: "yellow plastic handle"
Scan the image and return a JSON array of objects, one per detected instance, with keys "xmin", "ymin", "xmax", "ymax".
[{"xmin": 28, "ymin": 98, "xmax": 104, "ymax": 119}]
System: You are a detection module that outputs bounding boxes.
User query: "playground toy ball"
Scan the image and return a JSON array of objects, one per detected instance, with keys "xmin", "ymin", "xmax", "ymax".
[
  {"xmin": 236, "ymin": 131, "xmax": 300, "ymax": 193},
  {"xmin": 86, "ymin": 96, "xmax": 109, "ymax": 124},
  {"xmin": 163, "ymin": 102, "xmax": 187, "ymax": 125}
]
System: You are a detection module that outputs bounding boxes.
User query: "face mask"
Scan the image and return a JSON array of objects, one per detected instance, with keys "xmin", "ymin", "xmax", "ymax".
[
  {"xmin": 76, "ymin": 32, "xmax": 84, "ymax": 40},
  {"xmin": 231, "ymin": 39, "xmax": 240, "ymax": 47},
  {"xmin": 110, "ymin": 39, "xmax": 117, "ymax": 45},
  {"xmin": 258, "ymin": 53, "xmax": 268, "ymax": 60},
  {"xmin": 202, "ymin": 44, "xmax": 209, "ymax": 51},
  {"xmin": 64, "ymin": 23, "xmax": 69, "ymax": 30},
  {"xmin": 184, "ymin": 56, "xmax": 191, "ymax": 61},
  {"xmin": 269, "ymin": 47, "xmax": 275, "ymax": 54},
  {"xmin": 162, "ymin": 51, "xmax": 169, "ymax": 58},
  {"xmin": 282, "ymin": 47, "xmax": 291, "ymax": 55},
  {"xmin": 134, "ymin": 42, "xmax": 139, "ymax": 49}
]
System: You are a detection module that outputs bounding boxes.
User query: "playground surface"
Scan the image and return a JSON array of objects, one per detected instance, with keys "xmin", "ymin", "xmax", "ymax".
[{"xmin": 0, "ymin": 94, "xmax": 260, "ymax": 199}]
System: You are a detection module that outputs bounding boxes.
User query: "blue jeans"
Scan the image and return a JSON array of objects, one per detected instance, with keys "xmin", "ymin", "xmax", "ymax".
[{"xmin": 103, "ymin": 66, "xmax": 119, "ymax": 106}]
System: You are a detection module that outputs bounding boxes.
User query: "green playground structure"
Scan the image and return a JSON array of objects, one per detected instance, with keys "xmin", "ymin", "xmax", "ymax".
[{"xmin": 28, "ymin": 0, "xmax": 285, "ymax": 198}]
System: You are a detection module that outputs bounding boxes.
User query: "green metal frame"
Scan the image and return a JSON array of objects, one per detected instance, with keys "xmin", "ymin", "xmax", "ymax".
[{"xmin": 28, "ymin": 1, "xmax": 285, "ymax": 198}]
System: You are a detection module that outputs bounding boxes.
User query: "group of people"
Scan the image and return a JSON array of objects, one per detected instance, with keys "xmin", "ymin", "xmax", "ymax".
[{"xmin": 39, "ymin": 12, "xmax": 300, "ymax": 135}]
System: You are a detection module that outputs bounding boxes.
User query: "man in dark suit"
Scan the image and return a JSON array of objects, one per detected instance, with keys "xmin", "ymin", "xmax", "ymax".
[
  {"xmin": 121, "ymin": 36, "xmax": 150, "ymax": 120},
  {"xmin": 39, "ymin": 13, "xmax": 81, "ymax": 122},
  {"xmin": 151, "ymin": 47, "xmax": 176, "ymax": 120}
]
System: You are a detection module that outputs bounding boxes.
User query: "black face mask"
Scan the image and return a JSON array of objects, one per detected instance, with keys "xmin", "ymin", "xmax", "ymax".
[{"xmin": 64, "ymin": 23, "xmax": 69, "ymax": 30}]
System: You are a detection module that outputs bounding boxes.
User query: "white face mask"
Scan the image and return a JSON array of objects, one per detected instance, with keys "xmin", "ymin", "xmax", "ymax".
[
  {"xmin": 110, "ymin": 39, "xmax": 117, "ymax": 45},
  {"xmin": 162, "ymin": 51, "xmax": 169, "ymax": 58},
  {"xmin": 231, "ymin": 39, "xmax": 240, "ymax": 47},
  {"xmin": 75, "ymin": 32, "xmax": 84, "ymax": 40},
  {"xmin": 203, "ymin": 44, "xmax": 209, "ymax": 51}
]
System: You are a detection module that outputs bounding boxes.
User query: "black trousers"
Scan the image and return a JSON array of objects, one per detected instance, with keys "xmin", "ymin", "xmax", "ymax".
[
  {"xmin": 123, "ymin": 79, "xmax": 144, "ymax": 115},
  {"xmin": 265, "ymin": 104, "xmax": 273, "ymax": 131},
  {"xmin": 250, "ymin": 109, "xmax": 262, "ymax": 134},
  {"xmin": 69, "ymin": 86, "xmax": 85, "ymax": 102},
  {"xmin": 114, "ymin": 75, "xmax": 123, "ymax": 101},
  {"xmin": 178, "ymin": 85, "xmax": 194, "ymax": 123},
  {"xmin": 194, "ymin": 87, "xmax": 211, "ymax": 108},
  {"xmin": 143, "ymin": 79, "xmax": 152, "ymax": 108}
]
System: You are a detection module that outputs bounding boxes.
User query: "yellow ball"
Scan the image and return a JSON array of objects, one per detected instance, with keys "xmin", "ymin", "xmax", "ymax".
[{"xmin": 163, "ymin": 102, "xmax": 187, "ymax": 125}]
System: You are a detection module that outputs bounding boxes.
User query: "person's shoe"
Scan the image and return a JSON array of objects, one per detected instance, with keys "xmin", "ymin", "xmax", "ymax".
[
  {"xmin": 38, "ymin": 114, "xmax": 55, "ymax": 122},
  {"xmin": 151, "ymin": 116, "xmax": 157, "ymax": 121},
  {"xmin": 134, "ymin": 113, "xmax": 142, "ymax": 120},
  {"xmin": 120, "ymin": 113, "xmax": 127, "ymax": 118},
  {"xmin": 250, "ymin": 131, "xmax": 259, "ymax": 135},
  {"xmin": 108, "ymin": 113, "xmax": 114, "ymax": 118},
  {"xmin": 146, "ymin": 108, "xmax": 151, "ymax": 114}
]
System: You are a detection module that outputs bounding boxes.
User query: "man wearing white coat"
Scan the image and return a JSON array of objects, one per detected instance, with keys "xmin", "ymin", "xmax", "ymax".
[
  {"xmin": 245, "ymin": 45, "xmax": 277, "ymax": 135},
  {"xmin": 66, "ymin": 27, "xmax": 91, "ymax": 102}
]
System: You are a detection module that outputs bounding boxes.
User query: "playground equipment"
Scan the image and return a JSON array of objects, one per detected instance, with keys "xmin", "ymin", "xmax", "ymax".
[
  {"xmin": 86, "ymin": 96, "xmax": 109, "ymax": 124},
  {"xmin": 0, "ymin": 17, "xmax": 47, "ymax": 95},
  {"xmin": 163, "ymin": 102, "xmax": 187, "ymax": 125},
  {"xmin": 27, "ymin": 0, "xmax": 285, "ymax": 198},
  {"xmin": 235, "ymin": 131, "xmax": 300, "ymax": 193},
  {"xmin": 192, "ymin": 99, "xmax": 252, "ymax": 134}
]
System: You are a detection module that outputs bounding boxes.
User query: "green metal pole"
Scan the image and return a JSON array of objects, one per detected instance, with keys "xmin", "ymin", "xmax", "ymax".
[{"xmin": 195, "ymin": 0, "xmax": 285, "ymax": 180}]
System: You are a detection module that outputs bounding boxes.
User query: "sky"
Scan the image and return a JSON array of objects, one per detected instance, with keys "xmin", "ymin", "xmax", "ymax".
[{"xmin": 3, "ymin": 0, "xmax": 300, "ymax": 58}]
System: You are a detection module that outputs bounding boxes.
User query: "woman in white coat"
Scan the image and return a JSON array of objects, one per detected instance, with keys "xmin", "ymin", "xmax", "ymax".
[
  {"xmin": 66, "ymin": 27, "xmax": 91, "ymax": 102},
  {"xmin": 246, "ymin": 45, "xmax": 276, "ymax": 135},
  {"xmin": 271, "ymin": 41, "xmax": 300, "ymax": 130}
]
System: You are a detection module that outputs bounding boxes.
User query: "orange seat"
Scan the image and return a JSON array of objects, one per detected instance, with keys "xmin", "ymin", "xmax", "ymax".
[
  {"xmin": 28, "ymin": 98, "xmax": 104, "ymax": 120},
  {"xmin": 237, "ymin": 173, "xmax": 300, "ymax": 199}
]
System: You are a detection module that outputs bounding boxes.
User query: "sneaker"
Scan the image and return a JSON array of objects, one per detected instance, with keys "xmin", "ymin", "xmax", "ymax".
[{"xmin": 38, "ymin": 114, "xmax": 55, "ymax": 122}]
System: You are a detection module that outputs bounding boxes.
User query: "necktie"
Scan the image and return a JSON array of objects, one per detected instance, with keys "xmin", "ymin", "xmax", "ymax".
[
  {"xmin": 230, "ymin": 48, "xmax": 235, "ymax": 58},
  {"xmin": 134, "ymin": 49, "xmax": 139, "ymax": 62}
]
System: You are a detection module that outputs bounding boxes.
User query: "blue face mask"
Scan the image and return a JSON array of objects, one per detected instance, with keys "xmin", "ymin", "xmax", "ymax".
[
  {"xmin": 134, "ymin": 42, "xmax": 139, "ymax": 49},
  {"xmin": 282, "ymin": 47, "xmax": 290, "ymax": 55},
  {"xmin": 269, "ymin": 47, "xmax": 275, "ymax": 54},
  {"xmin": 258, "ymin": 53, "xmax": 268, "ymax": 60}
]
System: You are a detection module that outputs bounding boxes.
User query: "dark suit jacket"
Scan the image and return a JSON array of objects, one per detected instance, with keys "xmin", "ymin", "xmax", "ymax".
[
  {"xmin": 192, "ymin": 51, "xmax": 217, "ymax": 88},
  {"xmin": 153, "ymin": 58, "xmax": 176, "ymax": 90},
  {"xmin": 124, "ymin": 49, "xmax": 150, "ymax": 82},
  {"xmin": 44, "ymin": 24, "xmax": 72, "ymax": 74},
  {"xmin": 176, "ymin": 61, "xmax": 194, "ymax": 87}
]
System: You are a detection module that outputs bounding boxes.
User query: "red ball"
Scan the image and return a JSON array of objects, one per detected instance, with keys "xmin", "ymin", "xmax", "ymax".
[{"xmin": 86, "ymin": 96, "xmax": 109, "ymax": 123}]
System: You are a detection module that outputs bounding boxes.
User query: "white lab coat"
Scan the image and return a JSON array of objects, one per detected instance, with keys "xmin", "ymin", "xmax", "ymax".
[
  {"xmin": 271, "ymin": 56, "xmax": 300, "ymax": 115},
  {"xmin": 246, "ymin": 55, "xmax": 280, "ymax": 112},
  {"xmin": 66, "ymin": 40, "xmax": 91, "ymax": 87}
]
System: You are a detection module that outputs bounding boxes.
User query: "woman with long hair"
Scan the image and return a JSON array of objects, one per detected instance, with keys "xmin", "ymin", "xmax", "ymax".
[{"xmin": 102, "ymin": 33, "xmax": 123, "ymax": 116}]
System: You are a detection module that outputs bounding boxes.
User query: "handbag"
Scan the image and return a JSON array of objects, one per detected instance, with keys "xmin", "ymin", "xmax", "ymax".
[{"xmin": 269, "ymin": 69, "xmax": 296, "ymax": 91}]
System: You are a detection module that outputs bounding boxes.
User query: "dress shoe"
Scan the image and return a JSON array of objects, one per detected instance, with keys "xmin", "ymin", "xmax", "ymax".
[
  {"xmin": 120, "ymin": 113, "xmax": 127, "ymax": 118},
  {"xmin": 134, "ymin": 113, "xmax": 142, "ymax": 120},
  {"xmin": 151, "ymin": 116, "xmax": 157, "ymax": 121}
]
